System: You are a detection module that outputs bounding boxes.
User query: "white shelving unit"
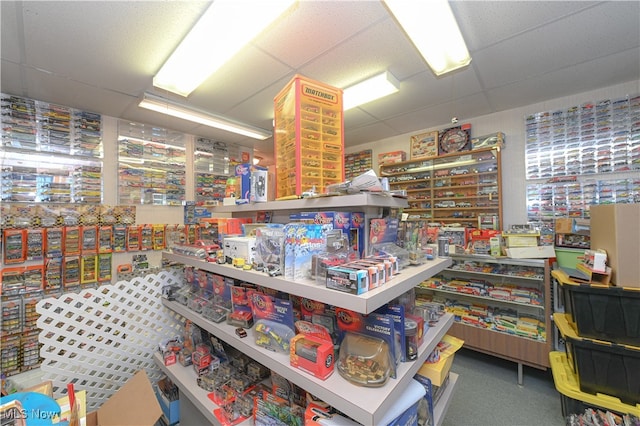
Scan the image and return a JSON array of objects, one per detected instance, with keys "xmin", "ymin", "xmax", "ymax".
[
  {"xmin": 164, "ymin": 252, "xmax": 451, "ymax": 314},
  {"xmin": 158, "ymin": 194, "xmax": 457, "ymax": 425},
  {"xmin": 434, "ymin": 372, "xmax": 459, "ymax": 426},
  {"xmin": 154, "ymin": 352, "xmax": 222, "ymax": 425},
  {"xmin": 162, "ymin": 299, "xmax": 453, "ymax": 425},
  {"xmin": 211, "ymin": 192, "xmax": 408, "ymax": 255},
  {"xmin": 212, "ymin": 192, "xmax": 406, "ymax": 213}
]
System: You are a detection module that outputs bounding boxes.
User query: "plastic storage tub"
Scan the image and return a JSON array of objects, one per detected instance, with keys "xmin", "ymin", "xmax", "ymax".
[
  {"xmin": 554, "ymin": 313, "xmax": 640, "ymax": 405},
  {"xmin": 549, "ymin": 351, "xmax": 640, "ymax": 417},
  {"xmin": 552, "ymin": 269, "xmax": 640, "ymax": 346}
]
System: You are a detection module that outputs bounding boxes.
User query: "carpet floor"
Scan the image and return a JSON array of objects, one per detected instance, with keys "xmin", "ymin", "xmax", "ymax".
[{"xmin": 441, "ymin": 348, "xmax": 565, "ymax": 426}]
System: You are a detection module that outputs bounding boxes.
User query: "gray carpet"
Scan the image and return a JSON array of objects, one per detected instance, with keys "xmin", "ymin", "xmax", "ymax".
[{"xmin": 441, "ymin": 348, "xmax": 565, "ymax": 426}]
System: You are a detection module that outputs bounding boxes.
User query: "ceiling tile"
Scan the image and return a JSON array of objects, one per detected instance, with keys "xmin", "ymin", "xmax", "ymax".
[
  {"xmin": 452, "ymin": 1, "xmax": 600, "ymax": 51},
  {"xmin": 474, "ymin": 2, "xmax": 640, "ymax": 90},
  {"xmin": 253, "ymin": 1, "xmax": 389, "ymax": 69},
  {"xmin": 485, "ymin": 50, "xmax": 640, "ymax": 111}
]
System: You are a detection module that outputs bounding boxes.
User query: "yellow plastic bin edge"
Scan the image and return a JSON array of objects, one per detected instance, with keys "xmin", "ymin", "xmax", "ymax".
[{"xmin": 549, "ymin": 351, "xmax": 640, "ymax": 417}]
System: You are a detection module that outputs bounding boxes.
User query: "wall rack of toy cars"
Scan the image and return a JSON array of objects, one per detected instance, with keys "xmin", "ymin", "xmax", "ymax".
[
  {"xmin": 1, "ymin": 93, "xmax": 103, "ymax": 204},
  {"xmin": 380, "ymin": 147, "xmax": 502, "ymax": 229}
]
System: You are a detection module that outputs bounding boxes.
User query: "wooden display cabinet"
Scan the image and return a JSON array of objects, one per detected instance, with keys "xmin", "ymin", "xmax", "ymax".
[
  {"xmin": 273, "ymin": 75, "xmax": 344, "ymax": 198},
  {"xmin": 417, "ymin": 255, "xmax": 552, "ymax": 383},
  {"xmin": 379, "ymin": 147, "xmax": 502, "ymax": 229}
]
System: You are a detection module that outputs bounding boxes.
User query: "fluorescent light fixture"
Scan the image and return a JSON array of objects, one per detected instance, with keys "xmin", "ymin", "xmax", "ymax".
[
  {"xmin": 139, "ymin": 92, "xmax": 272, "ymax": 140},
  {"xmin": 343, "ymin": 71, "xmax": 400, "ymax": 110},
  {"xmin": 154, "ymin": 0, "xmax": 296, "ymax": 96},
  {"xmin": 384, "ymin": 0, "xmax": 471, "ymax": 76}
]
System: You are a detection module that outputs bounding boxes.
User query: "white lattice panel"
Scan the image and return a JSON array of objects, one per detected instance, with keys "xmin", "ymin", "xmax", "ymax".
[{"xmin": 36, "ymin": 268, "xmax": 184, "ymax": 410}]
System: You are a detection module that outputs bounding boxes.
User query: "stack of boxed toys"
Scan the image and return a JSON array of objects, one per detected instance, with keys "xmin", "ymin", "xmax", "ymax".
[
  {"xmin": 549, "ymin": 205, "xmax": 640, "ymax": 422},
  {"xmin": 502, "ymin": 223, "xmax": 555, "ymax": 259}
]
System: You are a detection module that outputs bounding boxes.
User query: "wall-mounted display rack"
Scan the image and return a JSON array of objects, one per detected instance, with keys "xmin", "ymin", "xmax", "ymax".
[
  {"xmin": 194, "ymin": 138, "xmax": 241, "ymax": 205},
  {"xmin": 524, "ymin": 94, "xmax": 640, "ymax": 221},
  {"xmin": 1, "ymin": 94, "xmax": 103, "ymax": 204},
  {"xmin": 525, "ymin": 94, "xmax": 640, "ymax": 180},
  {"xmin": 379, "ymin": 147, "xmax": 502, "ymax": 229},
  {"xmin": 344, "ymin": 149, "xmax": 373, "ymax": 180},
  {"xmin": 117, "ymin": 121, "xmax": 186, "ymax": 206},
  {"xmin": 526, "ymin": 175, "xmax": 640, "ymax": 222}
]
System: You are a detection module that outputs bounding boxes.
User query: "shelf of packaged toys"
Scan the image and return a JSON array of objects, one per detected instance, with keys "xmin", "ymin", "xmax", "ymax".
[
  {"xmin": 153, "ymin": 352, "xmax": 225, "ymax": 425},
  {"xmin": 163, "ymin": 252, "xmax": 451, "ymax": 315},
  {"xmin": 210, "ymin": 192, "xmax": 408, "ymax": 213},
  {"xmin": 162, "ymin": 298, "xmax": 453, "ymax": 425}
]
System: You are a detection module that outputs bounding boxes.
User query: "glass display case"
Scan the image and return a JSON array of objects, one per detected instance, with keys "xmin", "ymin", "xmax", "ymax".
[
  {"xmin": 524, "ymin": 94, "xmax": 640, "ymax": 223},
  {"xmin": 117, "ymin": 121, "xmax": 186, "ymax": 205},
  {"xmin": 525, "ymin": 95, "xmax": 640, "ymax": 180},
  {"xmin": 417, "ymin": 254, "xmax": 552, "ymax": 373},
  {"xmin": 1, "ymin": 94, "xmax": 103, "ymax": 204},
  {"xmin": 194, "ymin": 138, "xmax": 240, "ymax": 205},
  {"xmin": 344, "ymin": 149, "xmax": 372, "ymax": 180},
  {"xmin": 379, "ymin": 147, "xmax": 502, "ymax": 229}
]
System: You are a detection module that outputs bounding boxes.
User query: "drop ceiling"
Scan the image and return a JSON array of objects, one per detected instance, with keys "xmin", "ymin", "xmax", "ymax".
[{"xmin": 2, "ymin": 1, "xmax": 639, "ymax": 164}]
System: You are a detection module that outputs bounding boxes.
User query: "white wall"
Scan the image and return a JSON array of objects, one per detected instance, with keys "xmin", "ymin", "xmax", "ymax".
[{"xmin": 346, "ymin": 80, "xmax": 640, "ymax": 228}]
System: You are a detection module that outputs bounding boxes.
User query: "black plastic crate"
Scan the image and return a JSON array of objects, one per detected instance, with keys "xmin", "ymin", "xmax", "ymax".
[
  {"xmin": 561, "ymin": 393, "xmax": 616, "ymax": 418},
  {"xmin": 555, "ymin": 270, "xmax": 640, "ymax": 346},
  {"xmin": 550, "ymin": 352, "xmax": 640, "ymax": 419},
  {"xmin": 555, "ymin": 313, "xmax": 640, "ymax": 406}
]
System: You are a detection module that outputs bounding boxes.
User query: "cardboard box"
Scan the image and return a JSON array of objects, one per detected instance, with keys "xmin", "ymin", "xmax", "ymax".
[
  {"xmin": 555, "ymin": 218, "xmax": 574, "ymax": 235},
  {"xmin": 506, "ymin": 245, "xmax": 556, "ymax": 259},
  {"xmin": 155, "ymin": 382, "xmax": 180, "ymax": 425},
  {"xmin": 502, "ymin": 232, "xmax": 539, "ymax": 247},
  {"xmin": 590, "ymin": 204, "xmax": 640, "ymax": 288},
  {"xmin": 223, "ymin": 236, "xmax": 257, "ymax": 264},
  {"xmin": 417, "ymin": 335, "xmax": 463, "ymax": 387},
  {"xmin": 86, "ymin": 370, "xmax": 162, "ymax": 426},
  {"xmin": 378, "ymin": 150, "xmax": 407, "ymax": 165}
]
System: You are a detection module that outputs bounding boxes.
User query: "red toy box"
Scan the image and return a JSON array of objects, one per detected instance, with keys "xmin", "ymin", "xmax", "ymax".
[{"xmin": 290, "ymin": 321, "xmax": 334, "ymax": 380}]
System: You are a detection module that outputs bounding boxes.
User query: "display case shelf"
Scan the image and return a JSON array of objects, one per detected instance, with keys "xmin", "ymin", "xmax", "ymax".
[
  {"xmin": 0, "ymin": 148, "xmax": 102, "ymax": 203},
  {"xmin": 344, "ymin": 149, "xmax": 372, "ymax": 180},
  {"xmin": 162, "ymin": 298, "xmax": 453, "ymax": 426},
  {"xmin": 273, "ymin": 75, "xmax": 344, "ymax": 198},
  {"xmin": 426, "ymin": 287, "xmax": 545, "ymax": 310},
  {"xmin": 117, "ymin": 120, "xmax": 186, "ymax": 206},
  {"xmin": 417, "ymin": 255, "xmax": 552, "ymax": 376},
  {"xmin": 163, "ymin": 252, "xmax": 451, "ymax": 315}
]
